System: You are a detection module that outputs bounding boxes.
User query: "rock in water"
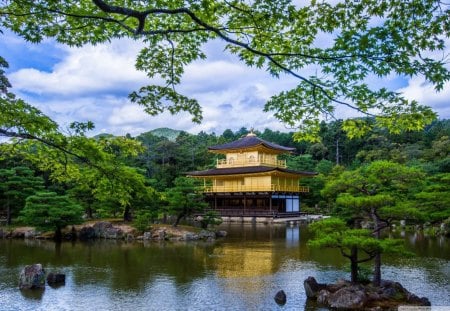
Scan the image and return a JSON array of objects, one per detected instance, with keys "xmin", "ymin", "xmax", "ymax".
[
  {"xmin": 304, "ymin": 276, "xmax": 327, "ymax": 298},
  {"xmin": 19, "ymin": 264, "xmax": 46, "ymax": 289},
  {"xmin": 47, "ymin": 273, "xmax": 65, "ymax": 286},
  {"xmin": 326, "ymin": 285, "xmax": 367, "ymax": 309},
  {"xmin": 274, "ymin": 290, "xmax": 287, "ymax": 305}
]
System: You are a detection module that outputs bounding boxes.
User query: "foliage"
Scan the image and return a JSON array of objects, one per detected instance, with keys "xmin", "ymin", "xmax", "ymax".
[
  {"xmin": 320, "ymin": 161, "xmax": 426, "ymax": 285},
  {"xmin": 148, "ymin": 128, "xmax": 182, "ymax": 141},
  {"xmin": 199, "ymin": 210, "xmax": 223, "ymax": 229},
  {"xmin": 309, "ymin": 217, "xmax": 406, "ymax": 283},
  {"xmin": 165, "ymin": 177, "xmax": 208, "ymax": 227},
  {"xmin": 322, "ymin": 160, "xmax": 425, "ymax": 220},
  {"xmin": 0, "ymin": 166, "xmax": 45, "ymax": 225},
  {"xmin": 133, "ymin": 210, "xmax": 157, "ymax": 232},
  {"xmin": 309, "ymin": 217, "xmax": 379, "ymax": 283},
  {"xmin": 414, "ymin": 173, "xmax": 450, "ymax": 224},
  {"xmin": 18, "ymin": 191, "xmax": 84, "ymax": 241},
  {"xmin": 1, "ymin": 0, "xmax": 448, "ymax": 139}
]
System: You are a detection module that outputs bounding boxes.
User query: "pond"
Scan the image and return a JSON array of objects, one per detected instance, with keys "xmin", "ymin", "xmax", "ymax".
[{"xmin": 0, "ymin": 223, "xmax": 449, "ymax": 310}]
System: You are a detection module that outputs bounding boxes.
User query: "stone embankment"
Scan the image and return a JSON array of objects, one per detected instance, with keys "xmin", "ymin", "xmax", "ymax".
[
  {"xmin": 0, "ymin": 221, "xmax": 226, "ymax": 242},
  {"xmin": 304, "ymin": 276, "xmax": 430, "ymax": 310}
]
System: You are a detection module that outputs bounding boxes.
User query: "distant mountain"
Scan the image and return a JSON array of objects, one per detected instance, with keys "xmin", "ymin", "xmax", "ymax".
[
  {"xmin": 147, "ymin": 128, "xmax": 182, "ymax": 141},
  {"xmin": 93, "ymin": 133, "xmax": 115, "ymax": 139}
]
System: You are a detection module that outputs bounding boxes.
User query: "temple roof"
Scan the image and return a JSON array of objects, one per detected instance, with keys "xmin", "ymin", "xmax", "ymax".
[
  {"xmin": 208, "ymin": 133, "xmax": 295, "ymax": 153},
  {"xmin": 187, "ymin": 166, "xmax": 317, "ymax": 177}
]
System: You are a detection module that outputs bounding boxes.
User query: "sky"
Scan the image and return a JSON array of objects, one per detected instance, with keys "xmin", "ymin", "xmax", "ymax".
[{"xmin": 1, "ymin": 30, "xmax": 450, "ymax": 137}]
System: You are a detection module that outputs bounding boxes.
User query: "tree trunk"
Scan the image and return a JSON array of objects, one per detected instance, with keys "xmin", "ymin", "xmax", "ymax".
[
  {"xmin": 173, "ymin": 213, "xmax": 185, "ymax": 227},
  {"xmin": 373, "ymin": 253, "xmax": 381, "ymax": 286},
  {"xmin": 371, "ymin": 207, "xmax": 382, "ymax": 286},
  {"xmin": 335, "ymin": 138, "xmax": 340, "ymax": 165},
  {"xmin": 350, "ymin": 246, "xmax": 359, "ymax": 284},
  {"xmin": 123, "ymin": 206, "xmax": 132, "ymax": 222},
  {"xmin": 6, "ymin": 203, "xmax": 11, "ymax": 226},
  {"xmin": 87, "ymin": 204, "xmax": 93, "ymax": 219}
]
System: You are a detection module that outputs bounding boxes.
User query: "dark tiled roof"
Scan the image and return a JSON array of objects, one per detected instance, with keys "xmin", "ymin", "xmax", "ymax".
[
  {"xmin": 209, "ymin": 135, "xmax": 295, "ymax": 152},
  {"xmin": 187, "ymin": 166, "xmax": 317, "ymax": 177}
]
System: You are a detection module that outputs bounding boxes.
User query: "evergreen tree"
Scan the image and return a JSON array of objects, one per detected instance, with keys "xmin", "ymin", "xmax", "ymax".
[
  {"xmin": 166, "ymin": 177, "xmax": 208, "ymax": 227},
  {"xmin": 18, "ymin": 191, "xmax": 84, "ymax": 242},
  {"xmin": 309, "ymin": 217, "xmax": 405, "ymax": 284},
  {"xmin": 0, "ymin": 166, "xmax": 44, "ymax": 225},
  {"xmin": 322, "ymin": 161, "xmax": 425, "ymax": 286}
]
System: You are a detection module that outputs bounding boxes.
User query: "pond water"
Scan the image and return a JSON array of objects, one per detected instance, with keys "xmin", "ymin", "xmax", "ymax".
[{"xmin": 0, "ymin": 224, "xmax": 449, "ymax": 311}]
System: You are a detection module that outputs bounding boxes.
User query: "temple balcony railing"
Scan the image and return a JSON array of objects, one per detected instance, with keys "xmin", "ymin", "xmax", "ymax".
[
  {"xmin": 216, "ymin": 157, "xmax": 286, "ymax": 168},
  {"xmin": 203, "ymin": 184, "xmax": 309, "ymax": 193}
]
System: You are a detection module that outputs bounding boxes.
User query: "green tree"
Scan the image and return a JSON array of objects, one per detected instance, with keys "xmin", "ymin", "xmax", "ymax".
[
  {"xmin": 166, "ymin": 177, "xmax": 208, "ymax": 227},
  {"xmin": 414, "ymin": 173, "xmax": 450, "ymax": 224},
  {"xmin": 309, "ymin": 217, "xmax": 405, "ymax": 284},
  {"xmin": 322, "ymin": 160, "xmax": 425, "ymax": 286},
  {"xmin": 0, "ymin": 166, "xmax": 45, "ymax": 225},
  {"xmin": 18, "ymin": 191, "xmax": 84, "ymax": 242},
  {"xmin": 1, "ymin": 1, "xmax": 448, "ymax": 139}
]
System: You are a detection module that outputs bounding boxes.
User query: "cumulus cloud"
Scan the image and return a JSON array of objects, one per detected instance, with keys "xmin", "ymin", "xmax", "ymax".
[
  {"xmin": 399, "ymin": 77, "xmax": 450, "ymax": 115},
  {"xmin": 10, "ymin": 39, "xmax": 150, "ymax": 97}
]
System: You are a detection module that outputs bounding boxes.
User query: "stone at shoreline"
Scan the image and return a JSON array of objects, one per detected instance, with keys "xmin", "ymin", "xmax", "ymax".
[
  {"xmin": 274, "ymin": 290, "xmax": 287, "ymax": 305},
  {"xmin": 320, "ymin": 285, "xmax": 367, "ymax": 309},
  {"xmin": 92, "ymin": 222, "xmax": 113, "ymax": 238},
  {"xmin": 305, "ymin": 277, "xmax": 430, "ymax": 310},
  {"xmin": 79, "ymin": 226, "xmax": 96, "ymax": 241},
  {"xmin": 379, "ymin": 280, "xmax": 430, "ymax": 306},
  {"xmin": 146, "ymin": 226, "xmax": 223, "ymax": 242},
  {"xmin": 151, "ymin": 228, "xmax": 167, "ymax": 240},
  {"xmin": 5, "ymin": 222, "xmax": 226, "ymax": 242},
  {"xmin": 198, "ymin": 230, "xmax": 215, "ymax": 241},
  {"xmin": 19, "ymin": 264, "xmax": 46, "ymax": 290},
  {"xmin": 47, "ymin": 273, "xmax": 65, "ymax": 286},
  {"xmin": 143, "ymin": 232, "xmax": 152, "ymax": 240},
  {"xmin": 183, "ymin": 232, "xmax": 199, "ymax": 241},
  {"xmin": 103, "ymin": 227, "xmax": 123, "ymax": 239}
]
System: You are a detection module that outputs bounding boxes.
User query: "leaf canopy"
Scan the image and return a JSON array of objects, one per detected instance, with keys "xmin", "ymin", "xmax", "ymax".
[{"xmin": 1, "ymin": 0, "xmax": 449, "ymax": 139}]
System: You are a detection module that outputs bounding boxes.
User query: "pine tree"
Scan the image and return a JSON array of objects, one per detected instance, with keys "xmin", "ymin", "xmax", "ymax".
[
  {"xmin": 166, "ymin": 177, "xmax": 208, "ymax": 227},
  {"xmin": 0, "ymin": 166, "xmax": 44, "ymax": 225},
  {"xmin": 19, "ymin": 191, "xmax": 84, "ymax": 241}
]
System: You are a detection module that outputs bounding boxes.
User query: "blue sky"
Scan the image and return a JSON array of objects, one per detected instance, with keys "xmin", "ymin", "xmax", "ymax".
[{"xmin": 2, "ymin": 30, "xmax": 449, "ymax": 137}]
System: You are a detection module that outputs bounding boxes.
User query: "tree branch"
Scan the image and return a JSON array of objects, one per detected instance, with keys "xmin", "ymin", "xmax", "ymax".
[
  {"xmin": 0, "ymin": 128, "xmax": 102, "ymax": 172},
  {"xmin": 89, "ymin": 1, "xmax": 377, "ymax": 116}
]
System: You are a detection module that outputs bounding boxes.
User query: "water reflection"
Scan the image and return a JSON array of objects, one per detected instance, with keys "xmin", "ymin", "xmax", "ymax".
[
  {"xmin": 20, "ymin": 288, "xmax": 45, "ymax": 300},
  {"xmin": 0, "ymin": 224, "xmax": 449, "ymax": 310},
  {"xmin": 286, "ymin": 225, "xmax": 300, "ymax": 247}
]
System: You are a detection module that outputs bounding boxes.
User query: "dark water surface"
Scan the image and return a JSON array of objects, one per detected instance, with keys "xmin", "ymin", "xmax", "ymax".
[{"xmin": 0, "ymin": 224, "xmax": 449, "ymax": 311}]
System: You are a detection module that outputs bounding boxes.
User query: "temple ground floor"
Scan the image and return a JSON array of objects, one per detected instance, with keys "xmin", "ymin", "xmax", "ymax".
[{"xmin": 203, "ymin": 192, "xmax": 302, "ymax": 218}]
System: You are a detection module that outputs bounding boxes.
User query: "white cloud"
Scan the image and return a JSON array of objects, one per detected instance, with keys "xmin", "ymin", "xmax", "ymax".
[
  {"xmin": 399, "ymin": 77, "xmax": 450, "ymax": 118},
  {"xmin": 10, "ymin": 39, "xmax": 150, "ymax": 97}
]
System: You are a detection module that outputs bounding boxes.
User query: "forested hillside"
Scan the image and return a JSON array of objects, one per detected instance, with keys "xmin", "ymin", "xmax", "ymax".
[{"xmin": 1, "ymin": 119, "xmax": 449, "ymax": 231}]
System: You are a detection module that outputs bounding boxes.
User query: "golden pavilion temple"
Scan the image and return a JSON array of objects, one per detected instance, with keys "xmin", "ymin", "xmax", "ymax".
[{"xmin": 187, "ymin": 132, "xmax": 316, "ymax": 218}]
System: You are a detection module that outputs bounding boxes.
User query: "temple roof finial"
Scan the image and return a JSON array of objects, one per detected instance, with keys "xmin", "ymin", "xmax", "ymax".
[{"xmin": 247, "ymin": 128, "xmax": 256, "ymax": 137}]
